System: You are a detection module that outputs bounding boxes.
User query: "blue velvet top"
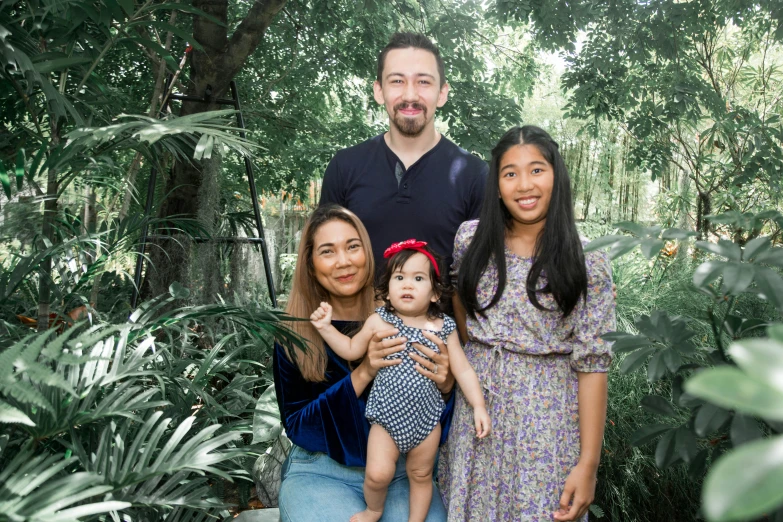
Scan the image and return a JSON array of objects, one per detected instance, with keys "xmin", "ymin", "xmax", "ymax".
[{"xmin": 273, "ymin": 320, "xmax": 455, "ymax": 467}]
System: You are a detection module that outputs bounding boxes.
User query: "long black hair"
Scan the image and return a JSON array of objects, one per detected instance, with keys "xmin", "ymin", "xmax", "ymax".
[{"xmin": 457, "ymin": 126, "xmax": 587, "ymax": 319}]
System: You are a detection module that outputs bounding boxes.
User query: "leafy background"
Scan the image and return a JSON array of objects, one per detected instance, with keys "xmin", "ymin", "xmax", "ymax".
[{"xmin": 1, "ymin": 0, "xmax": 782, "ymax": 520}]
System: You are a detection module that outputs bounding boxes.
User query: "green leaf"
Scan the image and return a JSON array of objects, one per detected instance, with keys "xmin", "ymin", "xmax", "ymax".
[
  {"xmin": 697, "ymin": 240, "xmax": 742, "ymax": 262},
  {"xmin": 755, "ymin": 248, "xmax": 783, "ymax": 268},
  {"xmin": 721, "ymin": 263, "xmax": 754, "ymax": 295},
  {"xmin": 695, "ymin": 403, "xmax": 731, "ymax": 437},
  {"xmin": 0, "ymin": 159, "xmax": 11, "ymax": 198},
  {"xmin": 630, "ymin": 423, "xmax": 672, "ymax": 446},
  {"xmin": 730, "ymin": 413, "xmax": 761, "ymax": 446},
  {"xmin": 640, "ymin": 238, "xmax": 665, "ymax": 259},
  {"xmin": 694, "ymin": 260, "xmax": 727, "ymax": 289},
  {"xmin": 125, "ymin": 20, "xmax": 204, "ymax": 51},
  {"xmin": 728, "ymin": 338, "xmax": 783, "ymax": 393},
  {"xmin": 685, "ymin": 366, "xmax": 783, "ymax": 420},
  {"xmin": 615, "ymin": 221, "xmax": 648, "ymax": 237},
  {"xmin": 609, "ymin": 237, "xmax": 642, "ymax": 259},
  {"xmin": 619, "ymin": 345, "xmax": 656, "ymax": 374},
  {"xmin": 118, "ymin": 0, "xmax": 134, "ymax": 16},
  {"xmin": 0, "ymin": 400, "xmax": 35, "ymax": 426},
  {"xmin": 662, "ymin": 348, "xmax": 683, "ymax": 373},
  {"xmin": 702, "ymin": 434, "xmax": 783, "ymax": 522},
  {"xmin": 675, "ymin": 426, "xmax": 699, "ymax": 463},
  {"xmin": 688, "ymin": 448, "xmax": 710, "ymax": 479},
  {"xmin": 169, "ymin": 282, "xmax": 190, "ymax": 299},
  {"xmin": 754, "ymin": 267, "xmax": 783, "ymax": 310},
  {"xmin": 769, "ymin": 324, "xmax": 783, "ymax": 342},
  {"xmin": 655, "ymin": 428, "xmax": 679, "ymax": 469},
  {"xmin": 252, "ymin": 385, "xmax": 282, "ymax": 444},
  {"xmin": 609, "ymin": 335, "xmax": 654, "ymax": 354},
  {"xmin": 743, "ymin": 236, "xmax": 771, "ymax": 261},
  {"xmin": 641, "ymin": 395, "xmax": 677, "ymax": 417},
  {"xmin": 647, "ymin": 350, "xmax": 668, "ymax": 382},
  {"xmin": 34, "ymin": 56, "xmax": 92, "ymax": 74},
  {"xmin": 15, "ymin": 149, "xmax": 24, "ymax": 190},
  {"xmin": 661, "ymin": 228, "xmax": 696, "ymax": 240},
  {"xmin": 140, "ymin": 3, "xmax": 228, "ymax": 27},
  {"xmin": 584, "ymin": 235, "xmax": 626, "ymax": 251}
]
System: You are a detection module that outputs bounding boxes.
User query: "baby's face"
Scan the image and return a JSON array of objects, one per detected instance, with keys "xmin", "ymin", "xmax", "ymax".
[{"xmin": 388, "ymin": 253, "xmax": 438, "ymax": 317}]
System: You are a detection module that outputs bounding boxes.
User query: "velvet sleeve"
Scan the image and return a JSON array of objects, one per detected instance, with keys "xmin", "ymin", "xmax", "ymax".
[
  {"xmin": 273, "ymin": 342, "xmax": 369, "ymax": 467},
  {"xmin": 439, "ymin": 390, "xmax": 456, "ymax": 444}
]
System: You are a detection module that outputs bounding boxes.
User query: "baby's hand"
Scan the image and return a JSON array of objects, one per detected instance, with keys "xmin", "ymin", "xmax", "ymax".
[
  {"xmin": 310, "ymin": 302, "xmax": 333, "ymax": 330},
  {"xmin": 474, "ymin": 407, "xmax": 491, "ymax": 438}
]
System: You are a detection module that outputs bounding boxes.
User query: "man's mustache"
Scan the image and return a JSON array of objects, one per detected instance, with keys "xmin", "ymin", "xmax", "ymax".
[{"xmin": 393, "ymin": 102, "xmax": 426, "ymax": 113}]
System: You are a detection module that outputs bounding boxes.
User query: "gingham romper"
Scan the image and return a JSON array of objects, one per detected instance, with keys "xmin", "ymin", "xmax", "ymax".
[{"xmin": 365, "ymin": 306, "xmax": 454, "ymax": 453}]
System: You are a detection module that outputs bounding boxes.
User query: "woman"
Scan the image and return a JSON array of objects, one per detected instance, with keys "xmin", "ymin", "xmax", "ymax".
[
  {"xmin": 274, "ymin": 204, "xmax": 455, "ymax": 521},
  {"xmin": 439, "ymin": 126, "xmax": 614, "ymax": 521}
]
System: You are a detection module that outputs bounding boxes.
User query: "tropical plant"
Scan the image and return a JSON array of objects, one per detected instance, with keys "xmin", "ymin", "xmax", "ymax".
[
  {"xmin": 587, "ymin": 210, "xmax": 783, "ymax": 520},
  {"xmin": 0, "ymin": 283, "xmax": 303, "ymax": 521}
]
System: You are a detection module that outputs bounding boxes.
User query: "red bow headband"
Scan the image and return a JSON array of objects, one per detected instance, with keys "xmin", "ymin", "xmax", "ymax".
[{"xmin": 383, "ymin": 239, "xmax": 440, "ymax": 277}]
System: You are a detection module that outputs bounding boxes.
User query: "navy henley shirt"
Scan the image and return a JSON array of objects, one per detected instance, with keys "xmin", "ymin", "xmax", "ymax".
[{"xmin": 319, "ymin": 133, "xmax": 488, "ymax": 277}]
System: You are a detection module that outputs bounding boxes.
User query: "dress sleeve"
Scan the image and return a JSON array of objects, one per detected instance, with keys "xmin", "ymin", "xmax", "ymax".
[
  {"xmin": 450, "ymin": 220, "xmax": 478, "ymax": 281},
  {"xmin": 319, "ymin": 155, "xmax": 345, "ymax": 207},
  {"xmin": 273, "ymin": 343, "xmax": 368, "ymax": 466},
  {"xmin": 569, "ymin": 250, "xmax": 615, "ymax": 373}
]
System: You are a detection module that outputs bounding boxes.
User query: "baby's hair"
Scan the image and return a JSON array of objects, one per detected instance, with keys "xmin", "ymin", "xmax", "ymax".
[{"xmin": 375, "ymin": 246, "xmax": 452, "ymax": 319}]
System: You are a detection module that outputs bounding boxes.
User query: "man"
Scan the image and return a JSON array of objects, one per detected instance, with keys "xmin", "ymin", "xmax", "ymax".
[{"xmin": 319, "ymin": 32, "xmax": 488, "ymax": 275}]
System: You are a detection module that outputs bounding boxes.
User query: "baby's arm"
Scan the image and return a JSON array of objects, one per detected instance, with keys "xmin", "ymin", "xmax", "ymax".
[
  {"xmin": 446, "ymin": 330, "xmax": 491, "ymax": 438},
  {"xmin": 309, "ymin": 303, "xmax": 376, "ymax": 361}
]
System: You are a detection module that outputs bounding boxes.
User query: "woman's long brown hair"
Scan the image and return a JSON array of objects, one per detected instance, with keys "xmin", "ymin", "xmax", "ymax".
[{"xmin": 283, "ymin": 205, "xmax": 375, "ymax": 382}]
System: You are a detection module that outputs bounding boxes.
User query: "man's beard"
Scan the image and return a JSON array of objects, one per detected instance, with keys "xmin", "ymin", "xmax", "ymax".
[{"xmin": 391, "ymin": 102, "xmax": 429, "ymax": 137}]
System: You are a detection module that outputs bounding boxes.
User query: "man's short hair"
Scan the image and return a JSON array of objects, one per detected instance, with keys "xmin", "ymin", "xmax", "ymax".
[{"xmin": 376, "ymin": 32, "xmax": 446, "ymax": 87}]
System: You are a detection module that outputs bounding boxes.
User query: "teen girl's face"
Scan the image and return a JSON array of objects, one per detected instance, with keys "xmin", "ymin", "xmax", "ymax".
[
  {"xmin": 498, "ymin": 144, "xmax": 554, "ymax": 230},
  {"xmin": 388, "ymin": 252, "xmax": 438, "ymax": 318},
  {"xmin": 311, "ymin": 220, "xmax": 368, "ymax": 299}
]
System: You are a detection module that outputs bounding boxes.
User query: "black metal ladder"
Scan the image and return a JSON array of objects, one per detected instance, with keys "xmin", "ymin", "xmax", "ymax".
[{"xmin": 130, "ymin": 79, "xmax": 277, "ymax": 309}]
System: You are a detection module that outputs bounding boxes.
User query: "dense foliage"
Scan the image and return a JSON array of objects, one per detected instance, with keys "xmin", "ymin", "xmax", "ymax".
[{"xmin": 1, "ymin": 0, "xmax": 782, "ymax": 520}]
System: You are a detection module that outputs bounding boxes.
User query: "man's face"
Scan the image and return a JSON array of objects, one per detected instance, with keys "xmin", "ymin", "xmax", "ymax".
[{"xmin": 373, "ymin": 47, "xmax": 449, "ymax": 138}]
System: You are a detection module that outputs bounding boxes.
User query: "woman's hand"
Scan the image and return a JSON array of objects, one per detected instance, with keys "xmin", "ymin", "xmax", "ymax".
[
  {"xmin": 352, "ymin": 327, "xmax": 405, "ymax": 397},
  {"xmin": 553, "ymin": 461, "xmax": 597, "ymax": 521},
  {"xmin": 362, "ymin": 327, "xmax": 405, "ymax": 379},
  {"xmin": 410, "ymin": 330, "xmax": 455, "ymax": 395}
]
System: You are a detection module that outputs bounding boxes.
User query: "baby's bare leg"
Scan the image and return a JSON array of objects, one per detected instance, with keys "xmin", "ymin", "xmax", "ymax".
[
  {"xmin": 350, "ymin": 424, "xmax": 400, "ymax": 522},
  {"xmin": 405, "ymin": 423, "xmax": 441, "ymax": 522}
]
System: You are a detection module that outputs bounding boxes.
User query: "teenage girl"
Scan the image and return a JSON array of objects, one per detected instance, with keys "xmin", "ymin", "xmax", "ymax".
[
  {"xmin": 311, "ymin": 239, "xmax": 491, "ymax": 522},
  {"xmin": 439, "ymin": 126, "xmax": 615, "ymax": 522}
]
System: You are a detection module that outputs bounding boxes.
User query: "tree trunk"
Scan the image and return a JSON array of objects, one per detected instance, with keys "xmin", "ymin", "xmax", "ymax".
[
  {"xmin": 145, "ymin": 0, "xmax": 287, "ymax": 299},
  {"xmin": 37, "ymin": 124, "xmax": 60, "ymax": 331},
  {"xmin": 696, "ymin": 191, "xmax": 711, "ymax": 239}
]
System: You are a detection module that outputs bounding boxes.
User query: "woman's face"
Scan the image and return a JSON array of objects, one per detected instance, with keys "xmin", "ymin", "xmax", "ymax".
[
  {"xmin": 311, "ymin": 219, "xmax": 369, "ymax": 299},
  {"xmin": 498, "ymin": 143, "xmax": 554, "ymax": 229}
]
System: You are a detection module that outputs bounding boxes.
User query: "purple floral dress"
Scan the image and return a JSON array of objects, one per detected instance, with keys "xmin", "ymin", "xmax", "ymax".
[{"xmin": 438, "ymin": 220, "xmax": 615, "ymax": 522}]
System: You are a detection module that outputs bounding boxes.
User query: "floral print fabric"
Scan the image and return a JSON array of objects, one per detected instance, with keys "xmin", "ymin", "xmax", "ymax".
[{"xmin": 438, "ymin": 220, "xmax": 615, "ymax": 522}]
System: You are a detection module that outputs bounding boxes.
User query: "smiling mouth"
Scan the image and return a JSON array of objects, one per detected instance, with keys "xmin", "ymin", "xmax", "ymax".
[
  {"xmin": 336, "ymin": 273, "xmax": 356, "ymax": 283},
  {"xmin": 516, "ymin": 197, "xmax": 539, "ymax": 208},
  {"xmin": 394, "ymin": 103, "xmax": 425, "ymax": 117}
]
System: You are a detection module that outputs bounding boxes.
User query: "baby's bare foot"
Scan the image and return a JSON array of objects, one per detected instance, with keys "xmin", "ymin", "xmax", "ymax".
[{"xmin": 349, "ymin": 508, "xmax": 383, "ymax": 522}]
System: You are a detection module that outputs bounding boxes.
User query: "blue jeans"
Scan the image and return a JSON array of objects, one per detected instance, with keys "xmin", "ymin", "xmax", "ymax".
[{"xmin": 279, "ymin": 445, "xmax": 447, "ymax": 521}]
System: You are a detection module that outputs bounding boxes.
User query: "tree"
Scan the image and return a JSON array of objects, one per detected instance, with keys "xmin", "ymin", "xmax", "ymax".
[{"xmin": 561, "ymin": 0, "xmax": 783, "ymax": 237}]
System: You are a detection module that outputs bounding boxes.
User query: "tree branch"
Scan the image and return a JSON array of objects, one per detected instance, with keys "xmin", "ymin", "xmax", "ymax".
[{"xmin": 222, "ymin": 0, "xmax": 287, "ymax": 81}]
